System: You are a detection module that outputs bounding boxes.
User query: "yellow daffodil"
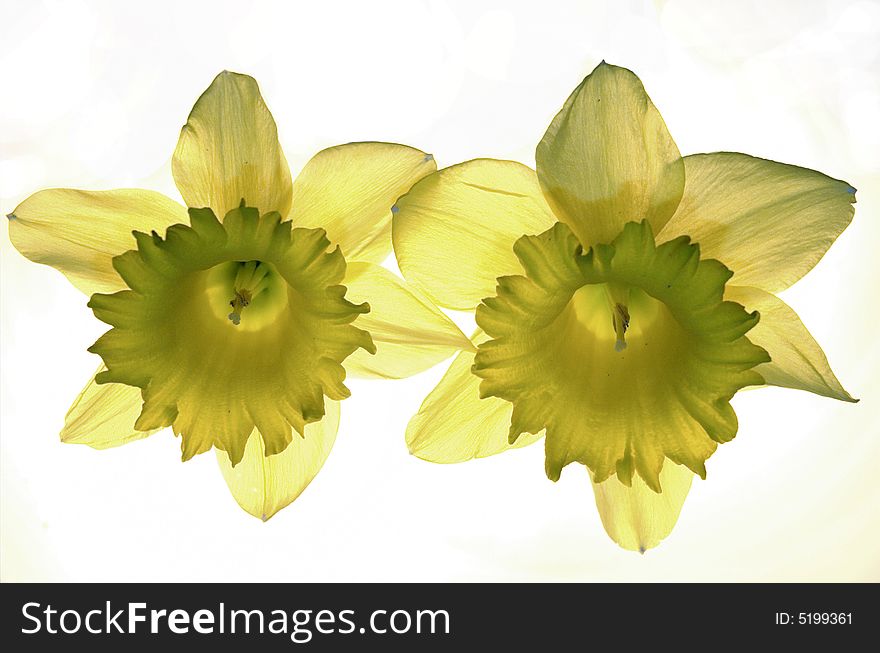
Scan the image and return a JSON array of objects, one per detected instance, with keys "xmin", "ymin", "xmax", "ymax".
[
  {"xmin": 7, "ymin": 71, "xmax": 470, "ymax": 520},
  {"xmin": 393, "ymin": 62, "xmax": 856, "ymax": 552}
]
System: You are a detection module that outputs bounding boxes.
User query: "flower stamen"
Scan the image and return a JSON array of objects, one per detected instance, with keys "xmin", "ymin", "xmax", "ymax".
[
  {"xmin": 603, "ymin": 281, "xmax": 631, "ymax": 351},
  {"xmin": 228, "ymin": 289, "xmax": 251, "ymax": 325},
  {"xmin": 227, "ymin": 261, "xmax": 272, "ymax": 326},
  {"xmin": 613, "ymin": 302, "xmax": 630, "ymax": 352}
]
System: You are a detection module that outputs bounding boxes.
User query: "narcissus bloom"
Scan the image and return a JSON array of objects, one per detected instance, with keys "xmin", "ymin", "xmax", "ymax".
[
  {"xmin": 8, "ymin": 71, "xmax": 469, "ymax": 520},
  {"xmin": 393, "ymin": 62, "xmax": 856, "ymax": 551}
]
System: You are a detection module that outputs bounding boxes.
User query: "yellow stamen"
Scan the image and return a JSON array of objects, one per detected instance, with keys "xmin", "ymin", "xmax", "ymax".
[
  {"xmin": 228, "ymin": 289, "xmax": 252, "ymax": 325},
  {"xmin": 604, "ymin": 282, "xmax": 631, "ymax": 351},
  {"xmin": 227, "ymin": 261, "xmax": 271, "ymax": 326},
  {"xmin": 613, "ymin": 302, "xmax": 630, "ymax": 352}
]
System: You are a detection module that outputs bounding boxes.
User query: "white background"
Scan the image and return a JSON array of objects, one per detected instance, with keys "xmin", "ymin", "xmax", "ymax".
[{"xmin": 1, "ymin": 0, "xmax": 878, "ymax": 581}]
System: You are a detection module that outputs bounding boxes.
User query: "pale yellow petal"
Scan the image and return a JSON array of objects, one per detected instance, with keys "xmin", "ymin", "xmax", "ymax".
[
  {"xmin": 591, "ymin": 461, "xmax": 694, "ymax": 552},
  {"xmin": 536, "ymin": 61, "xmax": 684, "ymax": 247},
  {"xmin": 342, "ymin": 262, "xmax": 472, "ymax": 379},
  {"xmin": 291, "ymin": 142, "xmax": 436, "ymax": 264},
  {"xmin": 216, "ymin": 400, "xmax": 340, "ymax": 520},
  {"xmin": 406, "ymin": 330, "xmax": 543, "ymax": 462},
  {"xmin": 7, "ymin": 188, "xmax": 187, "ymax": 295},
  {"xmin": 392, "ymin": 159, "xmax": 556, "ymax": 310},
  {"xmin": 659, "ymin": 152, "xmax": 856, "ymax": 292},
  {"xmin": 726, "ymin": 285, "xmax": 855, "ymax": 401},
  {"xmin": 172, "ymin": 71, "xmax": 292, "ymax": 218},
  {"xmin": 60, "ymin": 365, "xmax": 158, "ymax": 449}
]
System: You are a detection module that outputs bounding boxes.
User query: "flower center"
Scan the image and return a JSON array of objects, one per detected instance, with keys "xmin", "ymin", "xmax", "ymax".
[
  {"xmin": 473, "ymin": 220, "xmax": 769, "ymax": 491},
  {"xmin": 228, "ymin": 260, "xmax": 269, "ymax": 325},
  {"xmin": 571, "ymin": 282, "xmax": 677, "ymax": 360},
  {"xmin": 87, "ymin": 205, "xmax": 375, "ymax": 465},
  {"xmin": 203, "ymin": 260, "xmax": 288, "ymax": 331},
  {"xmin": 577, "ymin": 281, "xmax": 635, "ymax": 351}
]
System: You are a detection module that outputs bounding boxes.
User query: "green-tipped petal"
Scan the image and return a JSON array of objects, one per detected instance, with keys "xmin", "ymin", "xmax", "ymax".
[
  {"xmin": 61, "ymin": 365, "xmax": 159, "ymax": 449},
  {"xmin": 592, "ymin": 460, "xmax": 694, "ymax": 553},
  {"xmin": 342, "ymin": 262, "xmax": 472, "ymax": 379},
  {"xmin": 216, "ymin": 400, "xmax": 340, "ymax": 521},
  {"xmin": 393, "ymin": 159, "xmax": 556, "ymax": 310},
  {"xmin": 172, "ymin": 71, "xmax": 292, "ymax": 218},
  {"xmin": 536, "ymin": 62, "xmax": 685, "ymax": 247},
  {"xmin": 406, "ymin": 330, "xmax": 543, "ymax": 462},
  {"xmin": 659, "ymin": 153, "xmax": 856, "ymax": 292},
  {"xmin": 726, "ymin": 285, "xmax": 856, "ymax": 401},
  {"xmin": 7, "ymin": 189, "xmax": 187, "ymax": 295},
  {"xmin": 291, "ymin": 142, "xmax": 437, "ymax": 264}
]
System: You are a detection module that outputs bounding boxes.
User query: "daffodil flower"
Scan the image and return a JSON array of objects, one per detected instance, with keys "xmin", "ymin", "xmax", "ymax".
[
  {"xmin": 7, "ymin": 71, "xmax": 470, "ymax": 520},
  {"xmin": 393, "ymin": 62, "xmax": 856, "ymax": 551}
]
